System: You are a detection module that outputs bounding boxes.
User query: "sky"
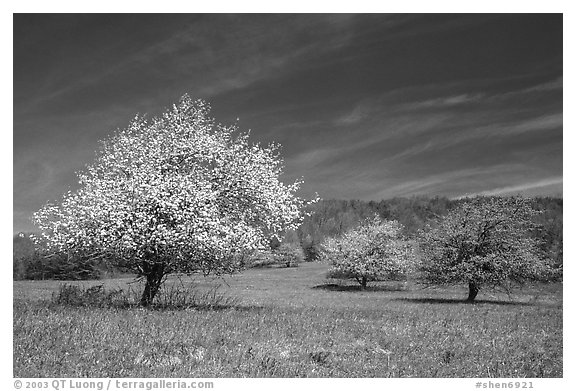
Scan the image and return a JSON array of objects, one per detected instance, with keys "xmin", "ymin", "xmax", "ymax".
[{"xmin": 13, "ymin": 14, "xmax": 563, "ymax": 233}]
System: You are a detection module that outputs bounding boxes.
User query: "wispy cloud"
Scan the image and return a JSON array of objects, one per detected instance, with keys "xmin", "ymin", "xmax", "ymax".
[
  {"xmin": 477, "ymin": 177, "xmax": 563, "ymax": 197},
  {"xmin": 499, "ymin": 76, "xmax": 563, "ymax": 97},
  {"xmin": 20, "ymin": 15, "xmax": 373, "ymax": 116},
  {"xmin": 426, "ymin": 112, "xmax": 563, "ymax": 153},
  {"xmin": 400, "ymin": 93, "xmax": 485, "ymax": 110},
  {"xmin": 13, "ymin": 15, "xmax": 562, "ymax": 232},
  {"xmin": 329, "ymin": 76, "xmax": 562, "ymax": 168},
  {"xmin": 335, "ymin": 103, "xmax": 372, "ymax": 125},
  {"xmin": 335, "ymin": 75, "xmax": 562, "ymax": 128},
  {"xmin": 283, "ymin": 113, "xmax": 451, "ymax": 172},
  {"xmin": 373, "ymin": 165, "xmax": 523, "ymax": 200}
]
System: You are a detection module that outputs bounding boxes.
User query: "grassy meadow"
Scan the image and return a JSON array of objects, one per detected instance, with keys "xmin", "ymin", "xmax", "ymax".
[{"xmin": 13, "ymin": 262, "xmax": 562, "ymax": 377}]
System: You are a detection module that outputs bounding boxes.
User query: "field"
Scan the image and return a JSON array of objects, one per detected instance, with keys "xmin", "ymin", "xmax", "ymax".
[{"xmin": 13, "ymin": 262, "xmax": 562, "ymax": 378}]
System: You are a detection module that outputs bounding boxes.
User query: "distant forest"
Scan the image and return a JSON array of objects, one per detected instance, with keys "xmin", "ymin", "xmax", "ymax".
[
  {"xmin": 14, "ymin": 196, "xmax": 562, "ymax": 280},
  {"xmin": 291, "ymin": 196, "xmax": 562, "ymax": 267}
]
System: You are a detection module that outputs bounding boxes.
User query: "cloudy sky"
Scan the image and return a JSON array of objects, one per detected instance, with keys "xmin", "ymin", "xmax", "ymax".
[{"xmin": 13, "ymin": 14, "xmax": 562, "ymax": 233}]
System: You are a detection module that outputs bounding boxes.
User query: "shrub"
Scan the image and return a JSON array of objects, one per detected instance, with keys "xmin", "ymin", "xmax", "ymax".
[
  {"xmin": 301, "ymin": 241, "xmax": 321, "ymax": 262},
  {"xmin": 246, "ymin": 250, "xmax": 277, "ymax": 268},
  {"xmin": 51, "ymin": 284, "xmax": 123, "ymax": 307},
  {"xmin": 273, "ymin": 243, "xmax": 304, "ymax": 268},
  {"xmin": 51, "ymin": 282, "xmax": 238, "ymax": 310}
]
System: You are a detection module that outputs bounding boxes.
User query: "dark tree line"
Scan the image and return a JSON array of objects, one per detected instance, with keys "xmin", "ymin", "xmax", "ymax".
[
  {"xmin": 529, "ymin": 197, "xmax": 563, "ymax": 268},
  {"xmin": 13, "ymin": 233, "xmax": 102, "ymax": 280}
]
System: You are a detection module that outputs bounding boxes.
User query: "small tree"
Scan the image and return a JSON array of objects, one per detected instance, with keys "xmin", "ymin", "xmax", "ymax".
[
  {"xmin": 418, "ymin": 196, "xmax": 556, "ymax": 302},
  {"xmin": 320, "ymin": 216, "xmax": 413, "ymax": 289},
  {"xmin": 273, "ymin": 242, "xmax": 305, "ymax": 268},
  {"xmin": 33, "ymin": 95, "xmax": 313, "ymax": 306}
]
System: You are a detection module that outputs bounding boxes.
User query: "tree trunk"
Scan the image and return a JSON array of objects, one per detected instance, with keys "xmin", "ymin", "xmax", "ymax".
[
  {"xmin": 360, "ymin": 276, "xmax": 368, "ymax": 290},
  {"xmin": 140, "ymin": 263, "xmax": 165, "ymax": 307},
  {"xmin": 466, "ymin": 281, "xmax": 479, "ymax": 302}
]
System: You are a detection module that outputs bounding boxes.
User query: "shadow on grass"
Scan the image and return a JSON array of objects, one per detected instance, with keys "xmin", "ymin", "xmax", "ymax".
[
  {"xmin": 393, "ymin": 297, "xmax": 535, "ymax": 306},
  {"xmin": 312, "ymin": 283, "xmax": 406, "ymax": 292},
  {"xmin": 42, "ymin": 299, "xmax": 266, "ymax": 312},
  {"xmin": 144, "ymin": 302, "xmax": 266, "ymax": 312}
]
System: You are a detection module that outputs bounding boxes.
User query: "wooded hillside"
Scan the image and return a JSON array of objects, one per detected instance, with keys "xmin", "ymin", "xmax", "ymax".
[{"xmin": 293, "ymin": 196, "xmax": 562, "ymax": 267}]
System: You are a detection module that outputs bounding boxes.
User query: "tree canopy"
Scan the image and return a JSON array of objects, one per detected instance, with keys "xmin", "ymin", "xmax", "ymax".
[
  {"xmin": 320, "ymin": 216, "xmax": 414, "ymax": 289},
  {"xmin": 418, "ymin": 196, "xmax": 555, "ymax": 301},
  {"xmin": 33, "ymin": 96, "xmax": 313, "ymax": 305}
]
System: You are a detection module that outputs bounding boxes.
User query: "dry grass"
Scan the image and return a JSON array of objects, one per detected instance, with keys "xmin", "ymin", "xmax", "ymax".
[{"xmin": 13, "ymin": 262, "xmax": 562, "ymax": 377}]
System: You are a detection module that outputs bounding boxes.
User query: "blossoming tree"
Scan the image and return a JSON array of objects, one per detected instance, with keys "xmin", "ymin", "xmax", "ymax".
[
  {"xmin": 320, "ymin": 216, "xmax": 414, "ymax": 289},
  {"xmin": 33, "ymin": 95, "xmax": 313, "ymax": 305},
  {"xmin": 418, "ymin": 196, "xmax": 555, "ymax": 302}
]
